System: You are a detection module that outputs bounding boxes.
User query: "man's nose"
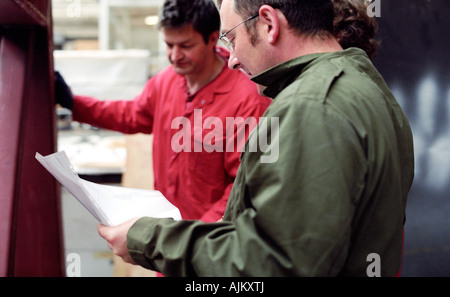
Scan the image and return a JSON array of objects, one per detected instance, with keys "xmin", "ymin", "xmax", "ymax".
[
  {"xmin": 171, "ymin": 46, "xmax": 184, "ymax": 61},
  {"xmin": 228, "ymin": 51, "xmax": 241, "ymax": 70}
]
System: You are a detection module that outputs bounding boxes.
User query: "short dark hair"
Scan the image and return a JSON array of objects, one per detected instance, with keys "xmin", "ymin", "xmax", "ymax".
[
  {"xmin": 218, "ymin": 0, "xmax": 334, "ymax": 36},
  {"xmin": 158, "ymin": 0, "xmax": 221, "ymax": 43}
]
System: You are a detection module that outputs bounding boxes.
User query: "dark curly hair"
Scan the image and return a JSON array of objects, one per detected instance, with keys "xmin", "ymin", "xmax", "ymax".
[{"xmin": 332, "ymin": 0, "xmax": 380, "ymax": 60}]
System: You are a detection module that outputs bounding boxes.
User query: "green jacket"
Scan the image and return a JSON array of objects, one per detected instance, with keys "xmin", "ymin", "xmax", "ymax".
[{"xmin": 127, "ymin": 48, "xmax": 414, "ymax": 276}]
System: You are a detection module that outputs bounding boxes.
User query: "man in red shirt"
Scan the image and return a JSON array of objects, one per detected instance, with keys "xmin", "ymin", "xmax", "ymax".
[{"xmin": 55, "ymin": 0, "xmax": 270, "ymax": 223}]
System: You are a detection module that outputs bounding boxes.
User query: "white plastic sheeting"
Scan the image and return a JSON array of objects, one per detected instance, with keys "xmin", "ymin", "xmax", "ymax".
[
  {"xmin": 54, "ymin": 50, "xmax": 151, "ymax": 175},
  {"xmin": 54, "ymin": 49, "xmax": 150, "ymax": 100}
]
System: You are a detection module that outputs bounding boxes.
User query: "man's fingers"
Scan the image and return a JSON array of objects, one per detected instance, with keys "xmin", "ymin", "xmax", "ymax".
[
  {"xmin": 97, "ymin": 225, "xmax": 116, "ymax": 253},
  {"xmin": 96, "ymin": 219, "xmax": 140, "ymax": 265},
  {"xmin": 97, "ymin": 224, "xmax": 109, "ymax": 240}
]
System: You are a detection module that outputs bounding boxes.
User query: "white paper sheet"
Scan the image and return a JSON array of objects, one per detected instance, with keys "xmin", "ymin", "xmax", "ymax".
[{"xmin": 36, "ymin": 151, "xmax": 181, "ymax": 226}]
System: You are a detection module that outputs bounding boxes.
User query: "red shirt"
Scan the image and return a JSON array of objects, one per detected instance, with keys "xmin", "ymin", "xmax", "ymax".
[{"xmin": 72, "ymin": 48, "xmax": 271, "ymax": 222}]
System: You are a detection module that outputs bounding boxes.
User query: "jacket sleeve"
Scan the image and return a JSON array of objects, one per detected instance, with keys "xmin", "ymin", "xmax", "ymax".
[
  {"xmin": 127, "ymin": 97, "xmax": 367, "ymax": 276},
  {"xmin": 72, "ymin": 79, "xmax": 156, "ymax": 134}
]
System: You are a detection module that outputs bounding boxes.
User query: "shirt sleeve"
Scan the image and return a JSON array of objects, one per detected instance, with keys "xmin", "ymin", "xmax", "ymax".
[
  {"xmin": 127, "ymin": 97, "xmax": 368, "ymax": 276},
  {"xmin": 72, "ymin": 79, "xmax": 156, "ymax": 134},
  {"xmin": 199, "ymin": 183, "xmax": 233, "ymax": 222}
]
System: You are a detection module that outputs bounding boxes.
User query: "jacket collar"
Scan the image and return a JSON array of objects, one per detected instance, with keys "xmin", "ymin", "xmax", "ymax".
[{"xmin": 251, "ymin": 48, "xmax": 366, "ymax": 98}]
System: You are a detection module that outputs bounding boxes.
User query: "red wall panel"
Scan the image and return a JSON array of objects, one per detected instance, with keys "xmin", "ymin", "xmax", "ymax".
[{"xmin": 0, "ymin": 0, "xmax": 64, "ymax": 276}]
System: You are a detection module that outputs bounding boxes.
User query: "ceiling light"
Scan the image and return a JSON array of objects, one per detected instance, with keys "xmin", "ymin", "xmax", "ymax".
[{"xmin": 145, "ymin": 15, "xmax": 159, "ymax": 26}]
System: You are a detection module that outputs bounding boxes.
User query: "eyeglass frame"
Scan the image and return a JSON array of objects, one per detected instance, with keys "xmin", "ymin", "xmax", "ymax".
[{"xmin": 219, "ymin": 14, "xmax": 259, "ymax": 51}]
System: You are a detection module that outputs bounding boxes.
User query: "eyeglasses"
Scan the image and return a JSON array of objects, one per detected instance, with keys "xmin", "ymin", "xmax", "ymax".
[{"xmin": 219, "ymin": 14, "xmax": 259, "ymax": 51}]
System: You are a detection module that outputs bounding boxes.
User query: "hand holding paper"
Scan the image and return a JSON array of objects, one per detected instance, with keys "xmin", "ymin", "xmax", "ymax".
[{"xmin": 97, "ymin": 218, "xmax": 139, "ymax": 265}]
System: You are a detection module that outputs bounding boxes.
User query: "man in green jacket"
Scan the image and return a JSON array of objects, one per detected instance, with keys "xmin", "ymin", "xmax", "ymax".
[{"xmin": 98, "ymin": 0, "xmax": 414, "ymax": 276}]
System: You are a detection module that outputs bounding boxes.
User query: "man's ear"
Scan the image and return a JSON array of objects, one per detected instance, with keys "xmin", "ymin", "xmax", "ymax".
[
  {"xmin": 258, "ymin": 5, "xmax": 280, "ymax": 45},
  {"xmin": 209, "ymin": 31, "xmax": 220, "ymax": 45}
]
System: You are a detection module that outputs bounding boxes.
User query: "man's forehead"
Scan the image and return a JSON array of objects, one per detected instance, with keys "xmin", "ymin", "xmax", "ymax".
[
  {"xmin": 219, "ymin": 0, "xmax": 239, "ymax": 33},
  {"xmin": 219, "ymin": 0, "xmax": 234, "ymax": 16},
  {"xmin": 162, "ymin": 25, "xmax": 200, "ymax": 43},
  {"xmin": 218, "ymin": 0, "xmax": 232, "ymax": 10}
]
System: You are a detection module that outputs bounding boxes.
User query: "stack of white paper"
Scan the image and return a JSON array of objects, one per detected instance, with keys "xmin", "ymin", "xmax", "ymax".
[{"xmin": 36, "ymin": 151, "xmax": 181, "ymax": 226}]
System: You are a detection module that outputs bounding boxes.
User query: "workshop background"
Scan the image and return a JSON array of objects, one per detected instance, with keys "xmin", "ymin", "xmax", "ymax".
[
  {"xmin": 372, "ymin": 0, "xmax": 450, "ymax": 277},
  {"xmin": 0, "ymin": 0, "xmax": 448, "ymax": 276}
]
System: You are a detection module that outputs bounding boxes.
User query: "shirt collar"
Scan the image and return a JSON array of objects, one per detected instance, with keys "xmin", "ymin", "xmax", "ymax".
[{"xmin": 177, "ymin": 46, "xmax": 234, "ymax": 99}]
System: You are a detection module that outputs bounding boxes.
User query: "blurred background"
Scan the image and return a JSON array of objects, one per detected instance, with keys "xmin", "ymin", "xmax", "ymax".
[
  {"xmin": 52, "ymin": 0, "xmax": 166, "ymax": 277},
  {"xmin": 372, "ymin": 0, "xmax": 449, "ymax": 277}
]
